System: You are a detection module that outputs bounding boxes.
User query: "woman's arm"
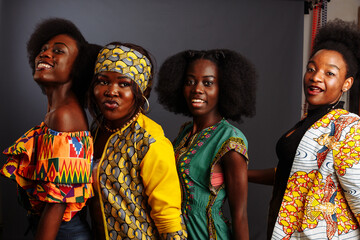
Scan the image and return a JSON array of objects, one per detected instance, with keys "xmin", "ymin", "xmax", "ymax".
[
  {"xmin": 35, "ymin": 203, "xmax": 66, "ymax": 240},
  {"xmin": 248, "ymin": 168, "xmax": 276, "ymax": 185},
  {"xmin": 334, "ymin": 121, "xmax": 360, "ymax": 223},
  {"xmin": 36, "ymin": 101, "xmax": 89, "ymax": 239},
  {"xmin": 222, "ymin": 150, "xmax": 249, "ymax": 240},
  {"xmin": 89, "ymin": 197, "xmax": 106, "ymax": 240}
]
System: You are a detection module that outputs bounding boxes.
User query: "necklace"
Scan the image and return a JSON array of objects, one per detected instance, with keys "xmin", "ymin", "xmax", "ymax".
[{"xmin": 103, "ymin": 111, "xmax": 140, "ymax": 133}]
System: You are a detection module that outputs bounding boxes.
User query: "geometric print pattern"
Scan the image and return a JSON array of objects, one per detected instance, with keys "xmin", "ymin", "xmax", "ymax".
[
  {"xmin": 3, "ymin": 123, "xmax": 93, "ymax": 184},
  {"xmin": 1, "ymin": 122, "xmax": 93, "ymax": 221}
]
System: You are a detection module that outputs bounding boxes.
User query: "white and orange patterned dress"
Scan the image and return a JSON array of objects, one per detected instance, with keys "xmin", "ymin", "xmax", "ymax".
[{"xmin": 271, "ymin": 109, "xmax": 360, "ymax": 239}]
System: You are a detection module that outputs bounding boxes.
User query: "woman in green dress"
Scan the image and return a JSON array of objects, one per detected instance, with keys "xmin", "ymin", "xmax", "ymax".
[{"xmin": 156, "ymin": 50, "xmax": 257, "ymax": 239}]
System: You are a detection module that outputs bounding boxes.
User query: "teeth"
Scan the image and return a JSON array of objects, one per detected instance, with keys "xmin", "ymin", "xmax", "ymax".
[
  {"xmin": 310, "ymin": 86, "xmax": 322, "ymax": 91},
  {"xmin": 192, "ymin": 99, "xmax": 204, "ymax": 103},
  {"xmin": 38, "ymin": 63, "xmax": 52, "ymax": 69}
]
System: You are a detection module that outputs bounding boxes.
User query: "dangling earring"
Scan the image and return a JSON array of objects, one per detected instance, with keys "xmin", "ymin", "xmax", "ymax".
[
  {"xmin": 142, "ymin": 95, "xmax": 150, "ymax": 112},
  {"xmin": 330, "ymin": 91, "xmax": 344, "ymax": 110}
]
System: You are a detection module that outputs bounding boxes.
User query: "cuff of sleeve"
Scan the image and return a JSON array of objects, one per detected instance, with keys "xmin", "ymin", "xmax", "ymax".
[{"xmin": 160, "ymin": 229, "xmax": 188, "ymax": 240}]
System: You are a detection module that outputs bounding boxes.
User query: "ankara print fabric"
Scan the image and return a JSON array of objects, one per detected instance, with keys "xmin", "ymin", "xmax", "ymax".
[
  {"xmin": 94, "ymin": 44, "xmax": 151, "ymax": 93},
  {"xmin": 1, "ymin": 122, "xmax": 93, "ymax": 221},
  {"xmin": 93, "ymin": 113, "xmax": 187, "ymax": 240},
  {"xmin": 271, "ymin": 109, "xmax": 360, "ymax": 239},
  {"xmin": 173, "ymin": 119, "xmax": 248, "ymax": 240}
]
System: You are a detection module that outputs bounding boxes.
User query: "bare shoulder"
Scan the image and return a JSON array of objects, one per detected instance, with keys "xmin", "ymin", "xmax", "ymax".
[
  {"xmin": 222, "ymin": 150, "xmax": 247, "ymax": 170},
  {"xmin": 46, "ymin": 103, "xmax": 89, "ymax": 132}
]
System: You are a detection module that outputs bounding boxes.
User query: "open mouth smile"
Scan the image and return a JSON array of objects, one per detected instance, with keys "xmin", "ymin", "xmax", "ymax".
[
  {"xmin": 36, "ymin": 61, "xmax": 54, "ymax": 71},
  {"xmin": 307, "ymin": 85, "xmax": 324, "ymax": 95}
]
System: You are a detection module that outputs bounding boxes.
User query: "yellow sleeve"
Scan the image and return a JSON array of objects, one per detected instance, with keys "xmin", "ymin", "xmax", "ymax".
[{"xmin": 140, "ymin": 135, "xmax": 183, "ymax": 234}]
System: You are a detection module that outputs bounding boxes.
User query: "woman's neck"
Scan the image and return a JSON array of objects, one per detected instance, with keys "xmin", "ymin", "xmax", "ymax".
[
  {"xmin": 44, "ymin": 82, "xmax": 74, "ymax": 111},
  {"xmin": 191, "ymin": 114, "xmax": 222, "ymax": 135},
  {"xmin": 104, "ymin": 109, "xmax": 140, "ymax": 131}
]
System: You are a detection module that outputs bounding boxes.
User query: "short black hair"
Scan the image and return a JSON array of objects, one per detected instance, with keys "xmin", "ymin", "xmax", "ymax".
[
  {"xmin": 156, "ymin": 49, "xmax": 257, "ymax": 122},
  {"xmin": 88, "ymin": 42, "xmax": 155, "ymax": 124},
  {"xmin": 27, "ymin": 18, "xmax": 100, "ymax": 107}
]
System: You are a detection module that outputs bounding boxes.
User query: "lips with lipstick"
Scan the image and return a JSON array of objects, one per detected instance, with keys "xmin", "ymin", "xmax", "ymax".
[
  {"xmin": 307, "ymin": 85, "xmax": 324, "ymax": 95},
  {"xmin": 103, "ymin": 100, "xmax": 119, "ymax": 110}
]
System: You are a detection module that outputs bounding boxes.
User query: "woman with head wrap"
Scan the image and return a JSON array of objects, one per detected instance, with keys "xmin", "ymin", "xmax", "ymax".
[{"xmin": 88, "ymin": 42, "xmax": 187, "ymax": 240}]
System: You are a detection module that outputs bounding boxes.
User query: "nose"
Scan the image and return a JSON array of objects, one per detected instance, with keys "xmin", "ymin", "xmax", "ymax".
[
  {"xmin": 105, "ymin": 84, "xmax": 119, "ymax": 96},
  {"xmin": 39, "ymin": 49, "xmax": 51, "ymax": 59},
  {"xmin": 192, "ymin": 83, "xmax": 204, "ymax": 94},
  {"xmin": 310, "ymin": 71, "xmax": 323, "ymax": 83}
]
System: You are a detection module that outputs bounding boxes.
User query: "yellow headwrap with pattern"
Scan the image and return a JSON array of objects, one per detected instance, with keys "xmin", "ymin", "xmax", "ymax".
[{"xmin": 94, "ymin": 44, "xmax": 151, "ymax": 93}]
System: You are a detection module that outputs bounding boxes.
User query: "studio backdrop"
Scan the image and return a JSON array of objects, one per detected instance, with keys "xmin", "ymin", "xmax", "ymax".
[{"xmin": 0, "ymin": 0, "xmax": 303, "ymax": 239}]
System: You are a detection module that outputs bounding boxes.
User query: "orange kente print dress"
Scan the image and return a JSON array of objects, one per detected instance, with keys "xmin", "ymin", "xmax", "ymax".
[{"xmin": 0, "ymin": 122, "xmax": 93, "ymax": 221}]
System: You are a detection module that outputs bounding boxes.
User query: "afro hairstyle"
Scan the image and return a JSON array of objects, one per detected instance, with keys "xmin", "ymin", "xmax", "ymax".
[
  {"xmin": 27, "ymin": 18, "xmax": 100, "ymax": 107},
  {"xmin": 156, "ymin": 49, "xmax": 257, "ymax": 122},
  {"xmin": 311, "ymin": 18, "xmax": 360, "ymax": 82},
  {"xmin": 311, "ymin": 19, "xmax": 360, "ymax": 113}
]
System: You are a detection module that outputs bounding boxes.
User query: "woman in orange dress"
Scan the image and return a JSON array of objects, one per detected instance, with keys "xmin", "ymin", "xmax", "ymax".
[{"xmin": 1, "ymin": 18, "xmax": 100, "ymax": 240}]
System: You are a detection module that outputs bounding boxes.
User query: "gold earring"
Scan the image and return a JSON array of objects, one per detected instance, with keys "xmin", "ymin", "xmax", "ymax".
[{"xmin": 142, "ymin": 95, "xmax": 150, "ymax": 112}]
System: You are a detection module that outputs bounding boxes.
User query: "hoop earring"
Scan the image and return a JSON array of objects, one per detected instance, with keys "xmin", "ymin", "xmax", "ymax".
[{"xmin": 142, "ymin": 95, "xmax": 150, "ymax": 112}]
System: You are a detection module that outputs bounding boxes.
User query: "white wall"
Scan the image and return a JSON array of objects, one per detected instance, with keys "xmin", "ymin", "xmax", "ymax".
[{"xmin": 302, "ymin": 0, "xmax": 360, "ymax": 112}]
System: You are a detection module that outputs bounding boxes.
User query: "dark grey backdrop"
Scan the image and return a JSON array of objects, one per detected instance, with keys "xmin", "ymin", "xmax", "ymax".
[{"xmin": 0, "ymin": 0, "xmax": 304, "ymax": 239}]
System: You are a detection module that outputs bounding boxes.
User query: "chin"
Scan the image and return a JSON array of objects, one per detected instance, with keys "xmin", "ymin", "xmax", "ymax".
[{"xmin": 189, "ymin": 110, "xmax": 203, "ymax": 116}]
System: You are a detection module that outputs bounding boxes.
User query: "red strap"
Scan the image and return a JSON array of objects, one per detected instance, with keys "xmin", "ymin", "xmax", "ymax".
[{"xmin": 311, "ymin": 3, "xmax": 319, "ymax": 52}]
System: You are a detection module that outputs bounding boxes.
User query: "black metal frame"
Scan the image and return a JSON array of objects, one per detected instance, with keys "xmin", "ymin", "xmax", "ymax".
[{"xmin": 304, "ymin": 0, "xmax": 331, "ymax": 14}]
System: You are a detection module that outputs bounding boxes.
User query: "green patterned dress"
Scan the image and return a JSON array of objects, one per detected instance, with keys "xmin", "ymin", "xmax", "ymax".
[{"xmin": 173, "ymin": 119, "xmax": 249, "ymax": 240}]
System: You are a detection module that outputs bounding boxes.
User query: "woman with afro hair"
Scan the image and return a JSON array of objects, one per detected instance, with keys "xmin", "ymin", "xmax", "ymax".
[
  {"xmin": 249, "ymin": 19, "xmax": 360, "ymax": 239},
  {"xmin": 0, "ymin": 18, "xmax": 100, "ymax": 239},
  {"xmin": 156, "ymin": 49, "xmax": 257, "ymax": 239}
]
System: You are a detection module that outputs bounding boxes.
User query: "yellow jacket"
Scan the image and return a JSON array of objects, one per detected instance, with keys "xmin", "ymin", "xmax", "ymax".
[{"xmin": 93, "ymin": 113, "xmax": 186, "ymax": 239}]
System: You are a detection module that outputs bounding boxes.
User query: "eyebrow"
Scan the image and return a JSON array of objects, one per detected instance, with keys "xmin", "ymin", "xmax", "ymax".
[
  {"xmin": 117, "ymin": 76, "xmax": 132, "ymax": 80},
  {"xmin": 97, "ymin": 73, "xmax": 109, "ymax": 79},
  {"xmin": 97, "ymin": 73, "xmax": 132, "ymax": 80},
  {"xmin": 186, "ymin": 73, "xmax": 216, "ymax": 78},
  {"xmin": 307, "ymin": 60, "xmax": 340, "ymax": 71},
  {"xmin": 53, "ymin": 42, "xmax": 69, "ymax": 49}
]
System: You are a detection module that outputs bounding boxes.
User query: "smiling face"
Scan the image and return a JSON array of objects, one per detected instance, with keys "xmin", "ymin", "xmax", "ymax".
[
  {"xmin": 304, "ymin": 49, "xmax": 354, "ymax": 110},
  {"xmin": 93, "ymin": 71, "xmax": 136, "ymax": 128},
  {"xmin": 33, "ymin": 34, "xmax": 78, "ymax": 85},
  {"xmin": 183, "ymin": 59, "xmax": 221, "ymax": 120}
]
